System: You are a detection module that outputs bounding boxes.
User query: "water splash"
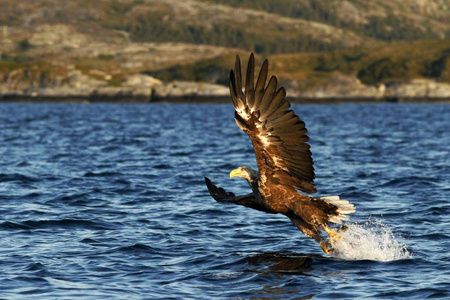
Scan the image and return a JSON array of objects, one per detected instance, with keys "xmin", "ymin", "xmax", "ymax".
[{"xmin": 330, "ymin": 218, "xmax": 412, "ymax": 261}]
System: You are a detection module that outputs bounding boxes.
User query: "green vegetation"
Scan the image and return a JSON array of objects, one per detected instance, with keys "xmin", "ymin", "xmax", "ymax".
[
  {"xmin": 143, "ymin": 53, "xmax": 238, "ymax": 85},
  {"xmin": 0, "ymin": 58, "xmax": 66, "ymax": 87},
  {"xmin": 205, "ymin": 0, "xmax": 449, "ymax": 41},
  {"xmin": 108, "ymin": 9, "xmax": 342, "ymax": 54},
  {"xmin": 143, "ymin": 40, "xmax": 450, "ymax": 86},
  {"xmin": 280, "ymin": 40, "xmax": 450, "ymax": 85}
]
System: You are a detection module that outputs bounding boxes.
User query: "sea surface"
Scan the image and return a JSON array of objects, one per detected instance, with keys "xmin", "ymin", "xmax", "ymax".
[{"xmin": 0, "ymin": 102, "xmax": 449, "ymax": 299}]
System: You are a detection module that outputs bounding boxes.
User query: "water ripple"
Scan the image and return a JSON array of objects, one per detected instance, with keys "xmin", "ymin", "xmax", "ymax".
[{"xmin": 0, "ymin": 103, "xmax": 448, "ymax": 298}]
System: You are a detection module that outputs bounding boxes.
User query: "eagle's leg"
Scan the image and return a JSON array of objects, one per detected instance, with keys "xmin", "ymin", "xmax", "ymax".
[
  {"xmin": 323, "ymin": 225, "xmax": 342, "ymax": 241},
  {"xmin": 288, "ymin": 213, "xmax": 334, "ymax": 254}
]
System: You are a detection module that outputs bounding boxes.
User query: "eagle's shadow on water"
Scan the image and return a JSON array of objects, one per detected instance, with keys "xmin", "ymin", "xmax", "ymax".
[
  {"xmin": 241, "ymin": 252, "xmax": 367, "ymax": 300},
  {"xmin": 245, "ymin": 252, "xmax": 335, "ymax": 276},
  {"xmin": 244, "ymin": 251, "xmax": 392, "ymax": 277}
]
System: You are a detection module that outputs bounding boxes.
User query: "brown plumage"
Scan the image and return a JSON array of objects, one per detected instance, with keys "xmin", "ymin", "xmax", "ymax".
[{"xmin": 205, "ymin": 53, "xmax": 355, "ymax": 254}]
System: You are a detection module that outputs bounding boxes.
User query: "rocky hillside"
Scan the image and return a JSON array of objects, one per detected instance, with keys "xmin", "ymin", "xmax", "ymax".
[
  {"xmin": 205, "ymin": 0, "xmax": 450, "ymax": 42},
  {"xmin": 2, "ymin": 0, "xmax": 449, "ymax": 52},
  {"xmin": 0, "ymin": 0, "xmax": 449, "ymax": 101}
]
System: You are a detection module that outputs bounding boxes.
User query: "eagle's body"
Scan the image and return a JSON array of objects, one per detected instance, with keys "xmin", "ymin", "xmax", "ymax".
[{"xmin": 205, "ymin": 54, "xmax": 355, "ymax": 254}]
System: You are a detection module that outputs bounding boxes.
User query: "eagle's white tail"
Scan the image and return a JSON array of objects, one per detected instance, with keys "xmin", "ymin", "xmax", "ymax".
[{"xmin": 321, "ymin": 196, "xmax": 356, "ymax": 224}]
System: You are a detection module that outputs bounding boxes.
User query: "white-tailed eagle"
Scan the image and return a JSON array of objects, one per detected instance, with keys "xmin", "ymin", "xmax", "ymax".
[{"xmin": 205, "ymin": 54, "xmax": 355, "ymax": 254}]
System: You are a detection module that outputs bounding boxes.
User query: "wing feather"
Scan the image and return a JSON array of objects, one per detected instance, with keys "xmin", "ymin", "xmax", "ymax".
[
  {"xmin": 245, "ymin": 53, "xmax": 255, "ymax": 108},
  {"xmin": 254, "ymin": 59, "xmax": 268, "ymax": 110},
  {"xmin": 261, "ymin": 88, "xmax": 286, "ymax": 119},
  {"xmin": 266, "ymin": 111, "xmax": 296, "ymax": 129},
  {"xmin": 260, "ymin": 76, "xmax": 277, "ymax": 113},
  {"xmin": 234, "ymin": 56, "xmax": 244, "ymax": 100},
  {"xmin": 263, "ymin": 98, "xmax": 290, "ymax": 121},
  {"xmin": 230, "ymin": 70, "xmax": 246, "ymax": 111},
  {"xmin": 230, "ymin": 54, "xmax": 316, "ymax": 194}
]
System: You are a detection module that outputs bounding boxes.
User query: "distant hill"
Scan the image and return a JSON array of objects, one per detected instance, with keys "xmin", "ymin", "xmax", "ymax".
[
  {"xmin": 0, "ymin": 0, "xmax": 449, "ymax": 101},
  {"xmin": 1, "ymin": 0, "xmax": 448, "ymax": 54}
]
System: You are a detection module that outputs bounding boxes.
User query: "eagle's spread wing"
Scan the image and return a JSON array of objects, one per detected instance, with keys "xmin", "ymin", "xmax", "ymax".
[
  {"xmin": 204, "ymin": 177, "xmax": 276, "ymax": 214},
  {"xmin": 229, "ymin": 54, "xmax": 316, "ymax": 194}
]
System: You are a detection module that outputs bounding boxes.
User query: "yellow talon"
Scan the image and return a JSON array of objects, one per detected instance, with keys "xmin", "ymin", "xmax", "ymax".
[
  {"xmin": 320, "ymin": 241, "xmax": 333, "ymax": 254},
  {"xmin": 324, "ymin": 226, "xmax": 341, "ymax": 241}
]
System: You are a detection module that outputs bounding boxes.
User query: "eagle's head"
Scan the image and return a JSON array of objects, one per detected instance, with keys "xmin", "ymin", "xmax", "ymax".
[{"xmin": 229, "ymin": 166, "xmax": 258, "ymax": 183}]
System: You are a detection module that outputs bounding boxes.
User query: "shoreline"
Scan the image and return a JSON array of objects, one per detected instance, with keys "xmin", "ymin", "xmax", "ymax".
[{"xmin": 1, "ymin": 94, "xmax": 449, "ymax": 104}]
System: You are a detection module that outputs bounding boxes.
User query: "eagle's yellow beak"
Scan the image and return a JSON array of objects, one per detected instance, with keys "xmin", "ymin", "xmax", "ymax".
[{"xmin": 229, "ymin": 168, "xmax": 241, "ymax": 178}]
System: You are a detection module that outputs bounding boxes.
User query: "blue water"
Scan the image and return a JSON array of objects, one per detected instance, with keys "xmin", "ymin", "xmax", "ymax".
[{"xmin": 0, "ymin": 103, "xmax": 449, "ymax": 299}]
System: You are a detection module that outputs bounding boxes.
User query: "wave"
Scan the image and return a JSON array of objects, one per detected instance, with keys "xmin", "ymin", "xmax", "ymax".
[
  {"xmin": 0, "ymin": 219, "xmax": 116, "ymax": 230},
  {"xmin": 331, "ymin": 218, "xmax": 412, "ymax": 261}
]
